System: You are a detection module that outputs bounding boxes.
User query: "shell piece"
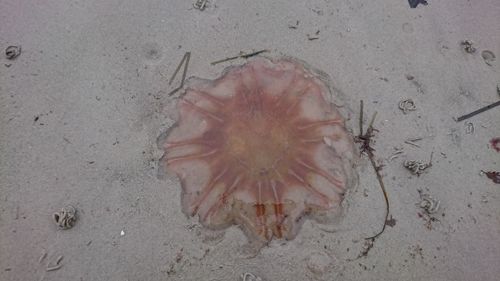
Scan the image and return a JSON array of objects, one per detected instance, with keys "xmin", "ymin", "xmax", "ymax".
[{"xmin": 160, "ymin": 57, "xmax": 356, "ymax": 242}]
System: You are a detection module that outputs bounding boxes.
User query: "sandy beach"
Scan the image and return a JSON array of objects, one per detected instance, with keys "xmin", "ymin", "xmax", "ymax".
[{"xmin": 1, "ymin": 1, "xmax": 499, "ymax": 280}]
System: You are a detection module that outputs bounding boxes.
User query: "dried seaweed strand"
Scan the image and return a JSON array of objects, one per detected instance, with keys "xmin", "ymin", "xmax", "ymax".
[
  {"xmin": 365, "ymin": 132, "xmax": 389, "ymax": 240},
  {"xmin": 356, "ymin": 101, "xmax": 389, "ymax": 240}
]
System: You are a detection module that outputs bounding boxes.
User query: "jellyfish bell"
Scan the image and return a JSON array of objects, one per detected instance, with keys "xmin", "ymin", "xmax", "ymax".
[{"xmin": 159, "ymin": 56, "xmax": 357, "ymax": 246}]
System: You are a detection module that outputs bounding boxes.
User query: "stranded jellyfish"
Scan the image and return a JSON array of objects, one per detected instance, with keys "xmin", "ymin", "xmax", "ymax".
[{"xmin": 159, "ymin": 57, "xmax": 356, "ymax": 243}]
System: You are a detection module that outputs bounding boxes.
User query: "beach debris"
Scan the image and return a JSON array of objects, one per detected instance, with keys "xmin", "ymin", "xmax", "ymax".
[
  {"xmin": 355, "ymin": 101, "xmax": 390, "ymax": 241},
  {"xmin": 461, "ymin": 40, "xmax": 476, "ymax": 54},
  {"xmin": 46, "ymin": 255, "xmax": 64, "ymax": 272},
  {"xmin": 357, "ymin": 238, "xmax": 374, "ymax": 259},
  {"xmin": 240, "ymin": 272, "xmax": 263, "ymax": 281},
  {"xmin": 464, "ymin": 122, "xmax": 474, "ymax": 134},
  {"xmin": 490, "ymin": 137, "xmax": 500, "ymax": 152},
  {"xmin": 417, "ymin": 191, "xmax": 440, "ymax": 214},
  {"xmin": 38, "ymin": 251, "xmax": 47, "ymax": 264},
  {"xmin": 404, "ymin": 152, "xmax": 433, "ymax": 176},
  {"xmin": 306, "ymin": 30, "xmax": 320, "ymax": 41},
  {"xmin": 482, "ymin": 171, "xmax": 500, "ymax": 184},
  {"xmin": 5, "ymin": 45, "xmax": 21, "ymax": 60},
  {"xmin": 416, "ymin": 190, "xmax": 441, "ymax": 229},
  {"xmin": 210, "ymin": 49, "xmax": 268, "ymax": 65},
  {"xmin": 388, "ymin": 147, "xmax": 405, "ymax": 161},
  {"xmin": 408, "ymin": 0, "xmax": 428, "ymax": 8},
  {"xmin": 481, "ymin": 50, "xmax": 496, "ymax": 66},
  {"xmin": 193, "ymin": 0, "xmax": 208, "ymax": 11},
  {"xmin": 456, "ymin": 85, "xmax": 500, "ymax": 121},
  {"xmin": 404, "ymin": 137, "xmax": 423, "ymax": 148},
  {"xmin": 385, "ymin": 215, "xmax": 397, "ymax": 227},
  {"xmin": 168, "ymin": 52, "xmax": 191, "ymax": 96},
  {"xmin": 120, "ymin": 230, "xmax": 125, "ymax": 236},
  {"xmin": 398, "ymin": 99, "xmax": 416, "ymax": 114},
  {"xmin": 53, "ymin": 205, "xmax": 77, "ymax": 229},
  {"xmin": 455, "ymin": 100, "xmax": 500, "ymax": 121},
  {"xmin": 404, "ymin": 160, "xmax": 430, "ymax": 175}
]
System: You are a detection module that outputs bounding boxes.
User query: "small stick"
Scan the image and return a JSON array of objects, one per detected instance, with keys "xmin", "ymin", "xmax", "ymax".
[
  {"xmin": 240, "ymin": 49, "xmax": 268, "ymax": 59},
  {"xmin": 168, "ymin": 52, "xmax": 191, "ymax": 96},
  {"xmin": 38, "ymin": 251, "xmax": 47, "ymax": 263},
  {"xmin": 55, "ymin": 255, "xmax": 63, "ymax": 265},
  {"xmin": 455, "ymin": 100, "xmax": 500, "ymax": 122},
  {"xmin": 180, "ymin": 52, "xmax": 191, "ymax": 87},
  {"xmin": 46, "ymin": 264, "xmax": 63, "ymax": 272},
  {"xmin": 167, "ymin": 85, "xmax": 183, "ymax": 97},
  {"xmin": 169, "ymin": 52, "xmax": 189, "ymax": 85},
  {"xmin": 367, "ymin": 111, "xmax": 377, "ymax": 129},
  {"xmin": 388, "ymin": 149, "xmax": 404, "ymax": 161},
  {"xmin": 404, "ymin": 140, "xmax": 421, "ymax": 148},
  {"xmin": 359, "ymin": 100, "xmax": 364, "ymax": 136},
  {"xmin": 210, "ymin": 49, "xmax": 268, "ymax": 65},
  {"xmin": 406, "ymin": 137, "xmax": 423, "ymax": 142},
  {"xmin": 46, "ymin": 255, "xmax": 63, "ymax": 272}
]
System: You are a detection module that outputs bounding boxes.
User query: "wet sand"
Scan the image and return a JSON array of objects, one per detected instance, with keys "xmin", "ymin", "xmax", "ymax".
[{"xmin": 1, "ymin": 1, "xmax": 499, "ymax": 280}]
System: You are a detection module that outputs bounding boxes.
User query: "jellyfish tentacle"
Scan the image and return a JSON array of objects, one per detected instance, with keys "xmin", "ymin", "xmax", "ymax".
[
  {"xmin": 202, "ymin": 175, "xmax": 243, "ymax": 221},
  {"xmin": 297, "ymin": 119, "xmax": 343, "ymax": 130},
  {"xmin": 190, "ymin": 166, "xmax": 229, "ymax": 215},
  {"xmin": 166, "ymin": 149, "xmax": 218, "ymax": 164},
  {"xmin": 182, "ymin": 99, "xmax": 224, "ymax": 123},
  {"xmin": 286, "ymin": 169, "xmax": 330, "ymax": 205},
  {"xmin": 298, "ymin": 137, "xmax": 324, "ymax": 144},
  {"xmin": 166, "ymin": 138, "xmax": 209, "ymax": 148},
  {"xmin": 269, "ymin": 179, "xmax": 285, "ymax": 238},
  {"xmin": 294, "ymin": 157, "xmax": 344, "ymax": 192},
  {"xmin": 192, "ymin": 89, "xmax": 226, "ymax": 107},
  {"xmin": 255, "ymin": 180, "xmax": 268, "ymax": 239}
]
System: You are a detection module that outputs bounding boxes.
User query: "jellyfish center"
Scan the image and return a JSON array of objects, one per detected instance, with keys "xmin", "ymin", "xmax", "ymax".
[{"xmin": 225, "ymin": 113, "xmax": 292, "ymax": 179}]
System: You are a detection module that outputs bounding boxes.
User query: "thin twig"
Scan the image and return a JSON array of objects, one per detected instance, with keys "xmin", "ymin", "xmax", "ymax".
[
  {"xmin": 168, "ymin": 52, "xmax": 191, "ymax": 96},
  {"xmin": 46, "ymin": 255, "xmax": 64, "ymax": 272},
  {"xmin": 169, "ymin": 52, "xmax": 189, "ymax": 85},
  {"xmin": 404, "ymin": 140, "xmax": 421, "ymax": 148},
  {"xmin": 455, "ymin": 100, "xmax": 500, "ymax": 122},
  {"xmin": 210, "ymin": 49, "xmax": 268, "ymax": 65},
  {"xmin": 46, "ymin": 264, "xmax": 63, "ymax": 272},
  {"xmin": 359, "ymin": 100, "xmax": 364, "ymax": 136},
  {"xmin": 38, "ymin": 251, "xmax": 47, "ymax": 263},
  {"xmin": 240, "ymin": 49, "xmax": 268, "ymax": 59},
  {"xmin": 367, "ymin": 111, "xmax": 377, "ymax": 130},
  {"xmin": 180, "ymin": 52, "xmax": 191, "ymax": 87}
]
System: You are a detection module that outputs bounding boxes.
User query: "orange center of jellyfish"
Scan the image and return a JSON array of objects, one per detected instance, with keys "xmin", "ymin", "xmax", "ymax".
[
  {"xmin": 225, "ymin": 112, "xmax": 291, "ymax": 179},
  {"xmin": 163, "ymin": 59, "xmax": 353, "ymax": 242}
]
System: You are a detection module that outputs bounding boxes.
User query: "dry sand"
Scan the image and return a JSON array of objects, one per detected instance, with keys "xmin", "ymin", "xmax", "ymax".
[{"xmin": 1, "ymin": 1, "xmax": 499, "ymax": 280}]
